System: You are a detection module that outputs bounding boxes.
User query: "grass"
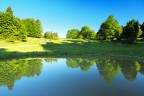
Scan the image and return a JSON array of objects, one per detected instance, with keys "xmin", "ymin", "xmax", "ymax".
[{"xmin": 0, "ymin": 37, "xmax": 144, "ymax": 60}]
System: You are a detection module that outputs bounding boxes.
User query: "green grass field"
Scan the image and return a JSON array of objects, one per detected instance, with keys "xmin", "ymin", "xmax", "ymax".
[{"xmin": 0, "ymin": 37, "xmax": 144, "ymax": 60}]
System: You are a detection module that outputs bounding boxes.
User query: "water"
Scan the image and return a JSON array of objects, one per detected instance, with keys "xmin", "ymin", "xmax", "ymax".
[{"xmin": 0, "ymin": 58, "xmax": 144, "ymax": 96}]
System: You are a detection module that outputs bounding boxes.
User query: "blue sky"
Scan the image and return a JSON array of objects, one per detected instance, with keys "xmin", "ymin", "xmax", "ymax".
[{"xmin": 0, "ymin": 0, "xmax": 144, "ymax": 38}]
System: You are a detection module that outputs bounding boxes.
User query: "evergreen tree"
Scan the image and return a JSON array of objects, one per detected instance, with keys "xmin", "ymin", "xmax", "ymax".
[
  {"xmin": 36, "ymin": 19, "xmax": 43, "ymax": 38},
  {"xmin": 97, "ymin": 15, "xmax": 122, "ymax": 41},
  {"xmin": 6, "ymin": 6, "xmax": 13, "ymax": 15},
  {"xmin": 140, "ymin": 22, "xmax": 144, "ymax": 38},
  {"xmin": 0, "ymin": 12, "xmax": 27, "ymax": 42},
  {"xmin": 121, "ymin": 19, "xmax": 142, "ymax": 44},
  {"xmin": 21, "ymin": 18, "xmax": 43, "ymax": 38}
]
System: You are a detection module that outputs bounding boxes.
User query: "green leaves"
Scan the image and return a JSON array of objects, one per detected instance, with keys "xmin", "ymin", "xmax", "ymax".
[
  {"xmin": 121, "ymin": 19, "xmax": 142, "ymax": 44},
  {"xmin": 44, "ymin": 31, "xmax": 59, "ymax": 40},
  {"xmin": 97, "ymin": 15, "xmax": 122, "ymax": 41},
  {"xmin": 21, "ymin": 18, "xmax": 43, "ymax": 38},
  {"xmin": 66, "ymin": 26, "xmax": 96, "ymax": 40},
  {"xmin": 0, "ymin": 11, "xmax": 27, "ymax": 42},
  {"xmin": 0, "ymin": 7, "xmax": 43, "ymax": 42},
  {"xmin": 66, "ymin": 29, "xmax": 79, "ymax": 39}
]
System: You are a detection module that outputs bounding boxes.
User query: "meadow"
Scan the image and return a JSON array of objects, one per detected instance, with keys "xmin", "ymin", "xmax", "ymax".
[{"xmin": 0, "ymin": 37, "xmax": 144, "ymax": 60}]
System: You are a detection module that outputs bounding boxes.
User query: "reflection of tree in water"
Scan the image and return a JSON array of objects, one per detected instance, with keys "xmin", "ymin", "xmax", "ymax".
[
  {"xmin": 44, "ymin": 58, "xmax": 58, "ymax": 63},
  {"xmin": 66, "ymin": 58, "xmax": 144, "ymax": 83},
  {"xmin": 0, "ymin": 59, "xmax": 43, "ymax": 90},
  {"xmin": 66, "ymin": 58, "xmax": 95, "ymax": 72},
  {"xmin": 96, "ymin": 59, "xmax": 121, "ymax": 84},
  {"xmin": 138, "ymin": 61, "xmax": 144, "ymax": 75},
  {"xmin": 96, "ymin": 59, "xmax": 144, "ymax": 83},
  {"xmin": 119, "ymin": 60, "xmax": 138, "ymax": 81},
  {"xmin": 120, "ymin": 60, "xmax": 144, "ymax": 81}
]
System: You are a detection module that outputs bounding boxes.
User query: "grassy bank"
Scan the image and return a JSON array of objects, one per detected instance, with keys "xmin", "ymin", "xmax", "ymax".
[{"xmin": 0, "ymin": 38, "xmax": 144, "ymax": 60}]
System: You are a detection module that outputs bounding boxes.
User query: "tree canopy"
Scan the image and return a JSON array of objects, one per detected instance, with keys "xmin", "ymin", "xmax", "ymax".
[
  {"xmin": 21, "ymin": 18, "xmax": 43, "ymax": 38},
  {"xmin": 6, "ymin": 6, "xmax": 13, "ymax": 15},
  {"xmin": 66, "ymin": 29, "xmax": 79, "ymax": 39},
  {"xmin": 66, "ymin": 26, "xmax": 96, "ymax": 40},
  {"xmin": 79, "ymin": 26, "xmax": 96, "ymax": 40},
  {"xmin": 44, "ymin": 31, "xmax": 59, "ymax": 40},
  {"xmin": 97, "ymin": 15, "xmax": 122, "ymax": 41},
  {"xmin": 140, "ymin": 22, "xmax": 144, "ymax": 38},
  {"xmin": 121, "ymin": 19, "xmax": 142, "ymax": 44},
  {"xmin": 0, "ymin": 7, "xmax": 43, "ymax": 42},
  {"xmin": 0, "ymin": 11, "xmax": 27, "ymax": 42}
]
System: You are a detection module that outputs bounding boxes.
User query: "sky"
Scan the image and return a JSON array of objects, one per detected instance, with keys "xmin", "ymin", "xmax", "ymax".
[{"xmin": 0, "ymin": 0, "xmax": 144, "ymax": 38}]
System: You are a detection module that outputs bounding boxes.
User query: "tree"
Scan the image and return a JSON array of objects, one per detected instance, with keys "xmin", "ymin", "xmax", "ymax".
[
  {"xmin": 89, "ymin": 30, "xmax": 96, "ymax": 39},
  {"xmin": 66, "ymin": 29, "xmax": 79, "ymax": 39},
  {"xmin": 66, "ymin": 58, "xmax": 95, "ymax": 72},
  {"xmin": 6, "ymin": 6, "xmax": 13, "ymax": 15},
  {"xmin": 120, "ymin": 60, "xmax": 138, "ymax": 81},
  {"xmin": 121, "ymin": 19, "xmax": 142, "ymax": 44},
  {"xmin": 140, "ymin": 22, "xmax": 144, "ymax": 38},
  {"xmin": 35, "ymin": 19, "xmax": 43, "ymax": 38},
  {"xmin": 0, "ymin": 59, "xmax": 43, "ymax": 90},
  {"xmin": 79, "ymin": 26, "xmax": 96, "ymax": 39},
  {"xmin": 0, "ymin": 12, "xmax": 27, "ymax": 42},
  {"xmin": 44, "ymin": 31, "xmax": 59, "ymax": 40},
  {"xmin": 21, "ymin": 18, "xmax": 43, "ymax": 38},
  {"xmin": 97, "ymin": 15, "xmax": 122, "ymax": 41},
  {"xmin": 96, "ymin": 59, "xmax": 121, "ymax": 84}
]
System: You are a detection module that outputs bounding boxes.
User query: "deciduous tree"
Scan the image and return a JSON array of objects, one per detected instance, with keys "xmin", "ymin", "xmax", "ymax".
[{"xmin": 97, "ymin": 15, "xmax": 122, "ymax": 41}]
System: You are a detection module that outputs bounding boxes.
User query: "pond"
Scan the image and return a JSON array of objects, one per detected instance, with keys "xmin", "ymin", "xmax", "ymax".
[{"xmin": 0, "ymin": 58, "xmax": 144, "ymax": 96}]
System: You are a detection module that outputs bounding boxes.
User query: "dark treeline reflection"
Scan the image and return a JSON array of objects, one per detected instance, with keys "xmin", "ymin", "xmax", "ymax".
[
  {"xmin": 1, "ymin": 58, "xmax": 144, "ymax": 91},
  {"xmin": 0, "ymin": 59, "xmax": 43, "ymax": 90},
  {"xmin": 66, "ymin": 58, "xmax": 144, "ymax": 84},
  {"xmin": 44, "ymin": 58, "xmax": 58, "ymax": 63},
  {"xmin": 66, "ymin": 58, "xmax": 95, "ymax": 72}
]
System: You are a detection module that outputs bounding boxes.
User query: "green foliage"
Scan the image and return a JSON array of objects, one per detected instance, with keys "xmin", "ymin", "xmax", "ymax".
[
  {"xmin": 66, "ymin": 26, "xmax": 96, "ymax": 40},
  {"xmin": 97, "ymin": 15, "xmax": 122, "ymax": 41},
  {"xmin": 96, "ymin": 59, "xmax": 121, "ymax": 84},
  {"xmin": 120, "ymin": 60, "xmax": 138, "ymax": 81},
  {"xmin": 44, "ymin": 31, "xmax": 59, "ymax": 40},
  {"xmin": 66, "ymin": 58, "xmax": 95, "ymax": 72},
  {"xmin": 0, "ymin": 59, "xmax": 43, "ymax": 90},
  {"xmin": 66, "ymin": 58, "xmax": 144, "ymax": 83},
  {"xmin": 21, "ymin": 18, "xmax": 43, "ymax": 38},
  {"xmin": 79, "ymin": 26, "xmax": 96, "ymax": 40},
  {"xmin": 6, "ymin": 6, "xmax": 13, "ymax": 15},
  {"xmin": 66, "ymin": 29, "xmax": 79, "ymax": 39},
  {"xmin": 121, "ymin": 19, "xmax": 142, "ymax": 44},
  {"xmin": 0, "ymin": 12, "xmax": 27, "ymax": 42},
  {"xmin": 140, "ymin": 22, "xmax": 144, "ymax": 38}
]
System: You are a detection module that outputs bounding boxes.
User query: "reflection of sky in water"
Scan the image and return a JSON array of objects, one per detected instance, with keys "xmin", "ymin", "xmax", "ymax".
[{"xmin": 0, "ymin": 58, "xmax": 144, "ymax": 96}]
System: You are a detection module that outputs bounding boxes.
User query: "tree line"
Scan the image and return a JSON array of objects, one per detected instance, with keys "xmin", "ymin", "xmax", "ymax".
[
  {"xmin": 0, "ymin": 7, "xmax": 44, "ymax": 42},
  {"xmin": 67, "ymin": 15, "xmax": 144, "ymax": 44},
  {"xmin": 66, "ymin": 58, "xmax": 144, "ymax": 83},
  {"xmin": 0, "ymin": 7, "xmax": 59, "ymax": 42},
  {"xmin": 44, "ymin": 31, "xmax": 59, "ymax": 40},
  {"xmin": 1, "ymin": 7, "xmax": 144, "ymax": 43}
]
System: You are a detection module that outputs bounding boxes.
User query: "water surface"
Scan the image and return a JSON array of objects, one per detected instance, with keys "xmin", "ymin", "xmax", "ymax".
[{"xmin": 0, "ymin": 58, "xmax": 144, "ymax": 96}]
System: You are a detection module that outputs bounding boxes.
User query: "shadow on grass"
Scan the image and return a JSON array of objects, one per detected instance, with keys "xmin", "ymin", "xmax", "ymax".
[{"xmin": 0, "ymin": 40, "xmax": 144, "ymax": 61}]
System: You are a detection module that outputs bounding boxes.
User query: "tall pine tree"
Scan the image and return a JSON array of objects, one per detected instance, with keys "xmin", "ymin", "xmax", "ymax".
[
  {"xmin": 140, "ymin": 22, "xmax": 144, "ymax": 39},
  {"xmin": 21, "ymin": 18, "xmax": 43, "ymax": 38},
  {"xmin": 0, "ymin": 7, "xmax": 27, "ymax": 42},
  {"xmin": 6, "ymin": 6, "xmax": 13, "ymax": 15}
]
